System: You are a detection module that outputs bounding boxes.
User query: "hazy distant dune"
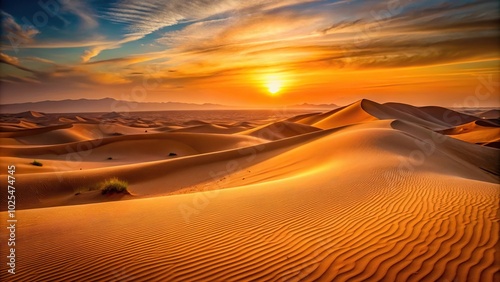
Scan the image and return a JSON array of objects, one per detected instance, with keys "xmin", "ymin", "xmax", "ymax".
[{"xmin": 479, "ymin": 109, "xmax": 500, "ymax": 119}]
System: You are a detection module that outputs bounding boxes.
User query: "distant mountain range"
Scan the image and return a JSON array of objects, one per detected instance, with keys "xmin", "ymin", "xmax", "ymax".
[
  {"xmin": 0, "ymin": 98, "xmax": 231, "ymax": 113},
  {"xmin": 289, "ymin": 103, "xmax": 339, "ymax": 109},
  {"xmin": 0, "ymin": 98, "xmax": 339, "ymax": 114}
]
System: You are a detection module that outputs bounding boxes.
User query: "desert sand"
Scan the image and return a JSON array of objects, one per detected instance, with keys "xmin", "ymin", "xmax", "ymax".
[{"xmin": 0, "ymin": 99, "xmax": 498, "ymax": 281}]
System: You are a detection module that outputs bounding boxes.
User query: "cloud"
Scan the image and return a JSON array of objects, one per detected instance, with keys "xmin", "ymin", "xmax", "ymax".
[
  {"xmin": 76, "ymin": 0, "xmax": 500, "ymax": 77},
  {"xmin": 104, "ymin": 0, "xmax": 319, "ymax": 36},
  {"xmin": 80, "ymin": 34, "xmax": 143, "ymax": 62},
  {"xmin": 0, "ymin": 74, "xmax": 41, "ymax": 84},
  {"xmin": 1, "ymin": 2, "xmax": 100, "ymax": 60},
  {"xmin": 1, "ymin": 11, "xmax": 39, "ymax": 49},
  {"xmin": 23, "ymin": 56, "xmax": 58, "ymax": 65},
  {"xmin": 144, "ymin": 0, "xmax": 499, "ymax": 79},
  {"xmin": 319, "ymin": 19, "xmax": 363, "ymax": 34},
  {"xmin": 0, "ymin": 52, "xmax": 41, "ymax": 84},
  {"xmin": 84, "ymin": 54, "xmax": 155, "ymax": 66},
  {"xmin": 59, "ymin": 0, "xmax": 98, "ymax": 29},
  {"xmin": 0, "ymin": 51, "xmax": 131, "ymax": 87},
  {"xmin": 55, "ymin": 0, "xmax": 108, "ymax": 62},
  {"xmin": 343, "ymin": 35, "xmax": 500, "ymax": 69},
  {"xmin": 19, "ymin": 37, "xmax": 115, "ymax": 49},
  {"xmin": 80, "ymin": 46, "xmax": 105, "ymax": 63},
  {"xmin": 0, "ymin": 52, "xmax": 40, "ymax": 74},
  {"xmin": 155, "ymin": 7, "xmax": 330, "ymax": 65},
  {"xmin": 92, "ymin": 0, "xmax": 265, "ymax": 61},
  {"xmin": 0, "ymin": 52, "xmax": 19, "ymax": 65},
  {"xmin": 104, "ymin": 0, "xmax": 247, "ymax": 36},
  {"xmin": 31, "ymin": 63, "xmax": 132, "ymax": 86}
]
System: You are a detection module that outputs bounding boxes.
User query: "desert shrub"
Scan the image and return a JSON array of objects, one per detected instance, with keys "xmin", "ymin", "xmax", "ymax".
[
  {"xmin": 99, "ymin": 178, "xmax": 129, "ymax": 195},
  {"xmin": 31, "ymin": 160, "xmax": 43, "ymax": 166}
]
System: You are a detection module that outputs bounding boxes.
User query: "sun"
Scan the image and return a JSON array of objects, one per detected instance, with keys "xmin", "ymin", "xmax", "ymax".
[
  {"xmin": 265, "ymin": 74, "xmax": 283, "ymax": 95},
  {"xmin": 267, "ymin": 80, "xmax": 282, "ymax": 94}
]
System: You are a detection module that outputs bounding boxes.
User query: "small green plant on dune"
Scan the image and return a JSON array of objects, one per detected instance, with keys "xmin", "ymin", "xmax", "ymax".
[
  {"xmin": 99, "ymin": 178, "xmax": 129, "ymax": 195},
  {"xmin": 31, "ymin": 160, "xmax": 43, "ymax": 167}
]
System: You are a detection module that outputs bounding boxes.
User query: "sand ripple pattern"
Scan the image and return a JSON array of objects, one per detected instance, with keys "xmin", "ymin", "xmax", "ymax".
[{"xmin": 1, "ymin": 173, "xmax": 498, "ymax": 281}]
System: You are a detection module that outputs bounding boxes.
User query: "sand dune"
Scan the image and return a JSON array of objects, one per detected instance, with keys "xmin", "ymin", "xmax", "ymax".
[
  {"xmin": 385, "ymin": 103, "xmax": 478, "ymax": 126},
  {"xmin": 75, "ymin": 116, "xmax": 87, "ymax": 122},
  {"xmin": 288, "ymin": 107, "xmax": 346, "ymax": 125},
  {"xmin": 2, "ymin": 123, "xmax": 152, "ymax": 145},
  {"xmin": 240, "ymin": 121, "xmax": 321, "ymax": 140},
  {"xmin": 299, "ymin": 101, "xmax": 375, "ymax": 129},
  {"xmin": 100, "ymin": 111, "xmax": 125, "ymax": 119},
  {"xmin": 0, "ymin": 99, "xmax": 498, "ymax": 281},
  {"xmin": 58, "ymin": 117, "xmax": 77, "ymax": 123},
  {"xmin": 438, "ymin": 120, "xmax": 500, "ymax": 147},
  {"xmin": 294, "ymin": 99, "xmax": 472, "ymax": 131},
  {"xmin": 184, "ymin": 119, "xmax": 210, "ymax": 126},
  {"xmin": 14, "ymin": 126, "xmax": 93, "ymax": 145},
  {"xmin": 0, "ymin": 123, "xmax": 73, "ymax": 138},
  {"xmin": 479, "ymin": 109, "xmax": 500, "ymax": 119},
  {"xmin": 0, "ymin": 129, "xmax": 327, "ymax": 209},
  {"xmin": 13, "ymin": 111, "xmax": 46, "ymax": 119},
  {"xmin": 391, "ymin": 120, "xmax": 499, "ymax": 177},
  {"xmin": 169, "ymin": 123, "xmax": 245, "ymax": 134},
  {"xmin": 363, "ymin": 100, "xmax": 474, "ymax": 130}
]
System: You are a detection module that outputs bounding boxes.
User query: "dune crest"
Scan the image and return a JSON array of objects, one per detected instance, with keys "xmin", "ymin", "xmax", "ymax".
[{"xmin": 240, "ymin": 120, "xmax": 321, "ymax": 140}]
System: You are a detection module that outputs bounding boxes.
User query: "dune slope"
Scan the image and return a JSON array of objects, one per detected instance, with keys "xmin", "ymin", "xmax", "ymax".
[{"xmin": 240, "ymin": 121, "xmax": 321, "ymax": 140}]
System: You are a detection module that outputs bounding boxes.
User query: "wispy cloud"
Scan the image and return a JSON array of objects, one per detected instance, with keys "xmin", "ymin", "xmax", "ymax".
[
  {"xmin": 79, "ymin": 34, "xmax": 142, "ymax": 62},
  {"xmin": 1, "ymin": 74, "xmax": 42, "ymax": 84},
  {"xmin": 1, "ymin": 11, "xmax": 39, "ymax": 50},
  {"xmin": 103, "ymin": 0, "xmax": 312, "ymax": 36},
  {"xmin": 87, "ymin": 0, "xmax": 288, "ymax": 62},
  {"xmin": 60, "ymin": 0, "xmax": 99, "ymax": 29},
  {"xmin": 0, "ymin": 52, "xmax": 19, "ymax": 66},
  {"xmin": 23, "ymin": 57, "xmax": 59, "ymax": 65},
  {"xmin": 0, "ymin": 52, "xmax": 39, "ymax": 74},
  {"xmin": 0, "ymin": 52, "xmax": 42, "ymax": 84},
  {"xmin": 147, "ymin": 0, "xmax": 499, "ymax": 77},
  {"xmin": 46, "ymin": 0, "xmax": 498, "ymax": 91}
]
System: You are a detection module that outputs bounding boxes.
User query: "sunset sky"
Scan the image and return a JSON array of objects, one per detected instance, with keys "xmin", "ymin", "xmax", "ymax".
[{"xmin": 1, "ymin": 0, "xmax": 499, "ymax": 107}]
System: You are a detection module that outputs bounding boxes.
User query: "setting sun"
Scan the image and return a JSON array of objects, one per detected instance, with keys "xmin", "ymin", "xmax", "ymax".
[
  {"xmin": 267, "ymin": 81, "xmax": 281, "ymax": 94},
  {"xmin": 265, "ymin": 74, "xmax": 284, "ymax": 95}
]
